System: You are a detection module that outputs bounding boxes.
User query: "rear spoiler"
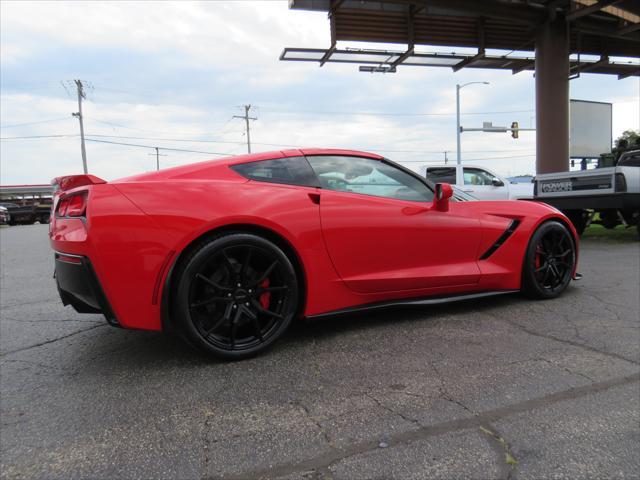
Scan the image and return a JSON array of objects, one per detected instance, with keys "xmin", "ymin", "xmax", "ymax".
[{"xmin": 51, "ymin": 174, "xmax": 106, "ymax": 193}]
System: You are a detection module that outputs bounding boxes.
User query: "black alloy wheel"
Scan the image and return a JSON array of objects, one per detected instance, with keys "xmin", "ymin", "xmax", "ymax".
[
  {"xmin": 174, "ymin": 233, "xmax": 298, "ymax": 359},
  {"xmin": 522, "ymin": 221, "xmax": 576, "ymax": 299}
]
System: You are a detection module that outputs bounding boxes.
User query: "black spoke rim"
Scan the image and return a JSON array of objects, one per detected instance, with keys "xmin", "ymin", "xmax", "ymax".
[
  {"xmin": 188, "ymin": 244, "xmax": 292, "ymax": 351},
  {"xmin": 533, "ymin": 228, "xmax": 574, "ymax": 292}
]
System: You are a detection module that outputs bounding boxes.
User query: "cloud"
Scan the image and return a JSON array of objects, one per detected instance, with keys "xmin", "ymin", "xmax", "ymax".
[{"xmin": 1, "ymin": 1, "xmax": 638, "ymax": 184}]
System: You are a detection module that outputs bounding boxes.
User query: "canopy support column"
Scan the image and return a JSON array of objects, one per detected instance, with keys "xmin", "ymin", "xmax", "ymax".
[{"xmin": 535, "ymin": 19, "xmax": 570, "ymax": 174}]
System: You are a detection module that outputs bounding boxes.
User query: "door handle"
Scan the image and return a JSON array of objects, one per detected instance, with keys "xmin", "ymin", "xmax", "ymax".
[{"xmin": 308, "ymin": 192, "xmax": 320, "ymax": 205}]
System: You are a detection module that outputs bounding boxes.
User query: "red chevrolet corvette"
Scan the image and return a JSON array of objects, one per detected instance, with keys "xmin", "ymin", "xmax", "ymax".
[{"xmin": 50, "ymin": 149, "xmax": 578, "ymax": 359}]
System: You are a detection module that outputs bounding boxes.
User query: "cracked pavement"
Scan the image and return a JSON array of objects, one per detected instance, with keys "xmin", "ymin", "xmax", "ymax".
[{"xmin": 1, "ymin": 224, "xmax": 639, "ymax": 479}]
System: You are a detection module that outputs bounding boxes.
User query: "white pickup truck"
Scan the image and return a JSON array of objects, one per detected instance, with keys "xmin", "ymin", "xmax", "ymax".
[
  {"xmin": 534, "ymin": 150, "xmax": 640, "ymax": 236},
  {"xmin": 421, "ymin": 164, "xmax": 533, "ymax": 200}
]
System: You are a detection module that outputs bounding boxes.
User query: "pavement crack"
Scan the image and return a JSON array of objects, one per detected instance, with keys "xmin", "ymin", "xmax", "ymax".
[
  {"xmin": 0, "ymin": 297, "xmax": 61, "ymax": 309},
  {"xmin": 515, "ymin": 356, "xmax": 596, "ymax": 383},
  {"xmin": 479, "ymin": 424, "xmax": 517, "ymax": 480},
  {"xmin": 202, "ymin": 408, "xmax": 214, "ymax": 476},
  {"xmin": 0, "ymin": 358, "xmax": 79, "ymax": 374},
  {"xmin": 364, "ymin": 392, "xmax": 422, "ymax": 429},
  {"xmin": 291, "ymin": 399, "xmax": 335, "ymax": 448},
  {"xmin": 500, "ymin": 316, "xmax": 639, "ymax": 366},
  {"xmin": 223, "ymin": 372, "xmax": 639, "ymax": 480},
  {"xmin": 429, "ymin": 360, "xmax": 475, "ymax": 415},
  {"xmin": 0, "ymin": 323, "xmax": 108, "ymax": 357}
]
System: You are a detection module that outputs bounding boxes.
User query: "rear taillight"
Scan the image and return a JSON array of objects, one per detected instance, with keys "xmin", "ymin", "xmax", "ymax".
[{"xmin": 56, "ymin": 191, "xmax": 87, "ymax": 218}]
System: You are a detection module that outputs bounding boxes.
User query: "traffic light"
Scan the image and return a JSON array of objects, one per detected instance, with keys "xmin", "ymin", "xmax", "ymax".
[{"xmin": 511, "ymin": 121, "xmax": 519, "ymax": 139}]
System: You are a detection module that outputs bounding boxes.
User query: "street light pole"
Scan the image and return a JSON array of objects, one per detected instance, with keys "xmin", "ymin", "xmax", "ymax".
[{"xmin": 455, "ymin": 81, "xmax": 489, "ymax": 185}]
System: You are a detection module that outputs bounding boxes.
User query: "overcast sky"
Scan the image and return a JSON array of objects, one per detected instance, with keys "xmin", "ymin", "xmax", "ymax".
[{"xmin": 1, "ymin": 0, "xmax": 639, "ymax": 184}]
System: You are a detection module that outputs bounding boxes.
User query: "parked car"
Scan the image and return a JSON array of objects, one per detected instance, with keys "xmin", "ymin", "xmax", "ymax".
[
  {"xmin": 534, "ymin": 149, "xmax": 640, "ymax": 236},
  {"xmin": 420, "ymin": 164, "xmax": 533, "ymax": 200},
  {"xmin": 0, "ymin": 202, "xmax": 51, "ymax": 225},
  {"xmin": 50, "ymin": 149, "xmax": 578, "ymax": 359},
  {"xmin": 0, "ymin": 206, "xmax": 9, "ymax": 225}
]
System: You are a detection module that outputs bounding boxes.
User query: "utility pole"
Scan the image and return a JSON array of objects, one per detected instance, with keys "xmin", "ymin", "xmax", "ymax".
[
  {"xmin": 233, "ymin": 105, "xmax": 257, "ymax": 154},
  {"xmin": 148, "ymin": 147, "xmax": 167, "ymax": 171},
  {"xmin": 71, "ymin": 79, "xmax": 88, "ymax": 174}
]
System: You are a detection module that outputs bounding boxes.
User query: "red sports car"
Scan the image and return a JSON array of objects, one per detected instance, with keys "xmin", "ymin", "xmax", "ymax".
[{"xmin": 50, "ymin": 149, "xmax": 578, "ymax": 359}]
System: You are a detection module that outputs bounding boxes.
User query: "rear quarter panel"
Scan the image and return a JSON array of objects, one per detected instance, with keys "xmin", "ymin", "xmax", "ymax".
[
  {"xmin": 113, "ymin": 179, "xmax": 359, "ymax": 321},
  {"xmin": 50, "ymin": 184, "xmax": 169, "ymax": 330}
]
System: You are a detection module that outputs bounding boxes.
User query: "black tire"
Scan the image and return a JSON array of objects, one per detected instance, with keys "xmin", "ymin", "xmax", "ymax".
[
  {"xmin": 599, "ymin": 210, "xmax": 619, "ymax": 230},
  {"xmin": 563, "ymin": 210, "xmax": 587, "ymax": 236},
  {"xmin": 173, "ymin": 233, "xmax": 299, "ymax": 360},
  {"xmin": 521, "ymin": 221, "xmax": 576, "ymax": 299},
  {"xmin": 38, "ymin": 214, "xmax": 50, "ymax": 224}
]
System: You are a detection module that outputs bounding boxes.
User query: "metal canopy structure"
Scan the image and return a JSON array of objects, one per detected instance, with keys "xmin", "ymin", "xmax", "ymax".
[
  {"xmin": 281, "ymin": 0, "xmax": 640, "ymax": 174},
  {"xmin": 282, "ymin": 47, "xmax": 639, "ymax": 77},
  {"xmin": 282, "ymin": 0, "xmax": 640, "ymax": 78}
]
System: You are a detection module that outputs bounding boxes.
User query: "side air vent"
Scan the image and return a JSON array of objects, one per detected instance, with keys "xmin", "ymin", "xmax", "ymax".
[{"xmin": 480, "ymin": 220, "xmax": 521, "ymax": 260}]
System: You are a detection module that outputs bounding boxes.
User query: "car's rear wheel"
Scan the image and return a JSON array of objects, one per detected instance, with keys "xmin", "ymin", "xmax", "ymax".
[
  {"xmin": 174, "ymin": 233, "xmax": 299, "ymax": 360},
  {"xmin": 521, "ymin": 221, "xmax": 575, "ymax": 299}
]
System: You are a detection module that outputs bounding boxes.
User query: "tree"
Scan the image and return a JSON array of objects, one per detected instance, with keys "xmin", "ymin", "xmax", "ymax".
[{"xmin": 613, "ymin": 129, "xmax": 640, "ymax": 160}]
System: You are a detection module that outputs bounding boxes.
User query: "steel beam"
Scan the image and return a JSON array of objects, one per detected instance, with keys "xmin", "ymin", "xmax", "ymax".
[
  {"xmin": 512, "ymin": 60, "xmax": 535, "ymax": 74},
  {"xmin": 535, "ymin": 19, "xmax": 570, "ymax": 174},
  {"xmin": 398, "ymin": 0, "xmax": 546, "ymax": 25},
  {"xmin": 390, "ymin": 47, "xmax": 415, "ymax": 68},
  {"xmin": 565, "ymin": 0, "xmax": 621, "ymax": 21},
  {"xmin": 616, "ymin": 22, "xmax": 640, "ymax": 36},
  {"xmin": 453, "ymin": 18, "xmax": 485, "ymax": 72},
  {"xmin": 453, "ymin": 52, "xmax": 485, "ymax": 72},
  {"xmin": 572, "ymin": 56, "xmax": 609, "ymax": 75}
]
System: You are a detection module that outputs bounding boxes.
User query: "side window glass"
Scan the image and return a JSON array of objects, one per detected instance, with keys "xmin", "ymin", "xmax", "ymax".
[
  {"xmin": 426, "ymin": 167, "xmax": 456, "ymax": 184},
  {"xmin": 307, "ymin": 156, "xmax": 434, "ymax": 202},
  {"xmin": 463, "ymin": 168, "xmax": 494, "ymax": 186},
  {"xmin": 230, "ymin": 157, "xmax": 319, "ymax": 187}
]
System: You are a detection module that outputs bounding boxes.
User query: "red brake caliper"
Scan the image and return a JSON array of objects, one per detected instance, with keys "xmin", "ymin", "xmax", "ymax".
[{"xmin": 259, "ymin": 278, "xmax": 271, "ymax": 309}]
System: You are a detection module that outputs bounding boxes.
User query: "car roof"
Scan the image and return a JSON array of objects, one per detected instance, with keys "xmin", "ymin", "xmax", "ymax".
[
  {"xmin": 222, "ymin": 148, "xmax": 384, "ymax": 166},
  {"xmin": 425, "ymin": 164, "xmax": 489, "ymax": 169},
  {"xmin": 114, "ymin": 148, "xmax": 384, "ymax": 183}
]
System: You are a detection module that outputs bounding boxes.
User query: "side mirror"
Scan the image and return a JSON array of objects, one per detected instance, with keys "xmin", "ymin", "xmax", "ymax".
[
  {"xmin": 433, "ymin": 183, "xmax": 453, "ymax": 212},
  {"xmin": 492, "ymin": 178, "xmax": 504, "ymax": 187}
]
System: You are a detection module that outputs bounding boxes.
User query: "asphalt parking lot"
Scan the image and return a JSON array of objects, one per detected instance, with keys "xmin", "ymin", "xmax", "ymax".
[{"xmin": 1, "ymin": 224, "xmax": 638, "ymax": 479}]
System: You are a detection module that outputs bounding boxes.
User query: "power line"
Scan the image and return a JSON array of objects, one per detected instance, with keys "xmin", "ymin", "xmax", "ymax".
[
  {"xmin": 258, "ymin": 107, "xmax": 536, "ymax": 117},
  {"xmin": 84, "ymin": 116, "xmax": 241, "ymax": 138},
  {"xmin": 84, "ymin": 138, "xmax": 231, "ymax": 155},
  {"xmin": 400, "ymin": 154, "xmax": 536, "ymax": 162},
  {"xmin": 0, "ymin": 134, "xmax": 78, "ymax": 139},
  {"xmin": 0, "ymin": 117, "xmax": 72, "ymax": 129},
  {"xmin": 81, "ymin": 134, "xmax": 534, "ymax": 154},
  {"xmin": 1, "ymin": 133, "xmax": 535, "ymax": 157},
  {"xmin": 85, "ymin": 133, "xmax": 247, "ymax": 144}
]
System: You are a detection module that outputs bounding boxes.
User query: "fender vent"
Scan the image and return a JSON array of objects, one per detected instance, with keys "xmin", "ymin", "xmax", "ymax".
[{"xmin": 480, "ymin": 220, "xmax": 520, "ymax": 260}]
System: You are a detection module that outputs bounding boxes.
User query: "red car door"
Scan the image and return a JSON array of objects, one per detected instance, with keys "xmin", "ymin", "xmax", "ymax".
[{"xmin": 307, "ymin": 155, "xmax": 482, "ymax": 294}]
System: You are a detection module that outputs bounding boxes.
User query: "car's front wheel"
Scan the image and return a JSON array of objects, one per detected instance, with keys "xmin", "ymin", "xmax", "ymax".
[
  {"xmin": 174, "ymin": 233, "xmax": 299, "ymax": 360},
  {"xmin": 521, "ymin": 221, "xmax": 576, "ymax": 299}
]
